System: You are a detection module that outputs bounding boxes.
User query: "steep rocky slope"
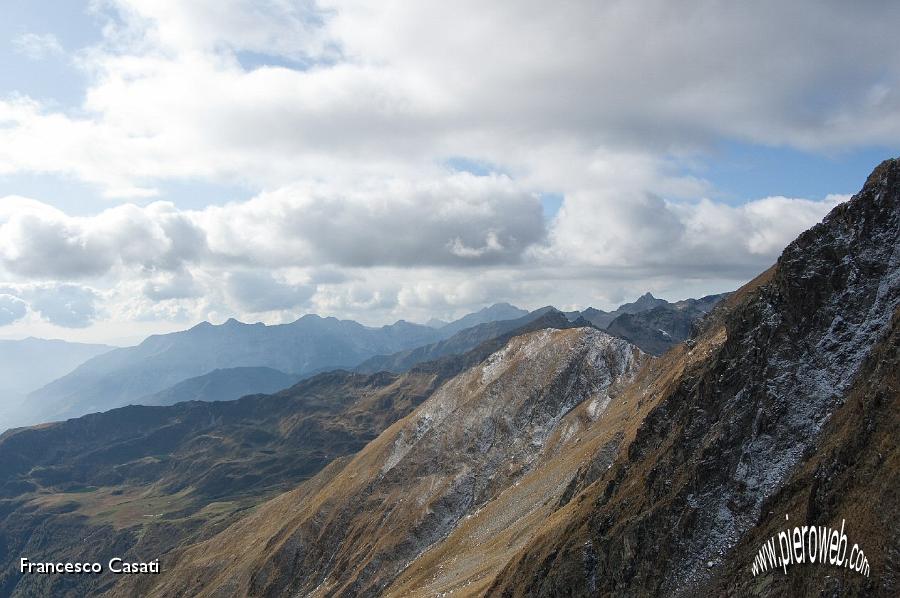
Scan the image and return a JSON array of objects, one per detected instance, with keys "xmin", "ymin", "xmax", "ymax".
[
  {"xmin": 704, "ymin": 305, "xmax": 899, "ymax": 596},
  {"xmin": 128, "ymin": 327, "xmax": 644, "ymax": 597},
  {"xmin": 486, "ymin": 158, "xmax": 900, "ymax": 596}
]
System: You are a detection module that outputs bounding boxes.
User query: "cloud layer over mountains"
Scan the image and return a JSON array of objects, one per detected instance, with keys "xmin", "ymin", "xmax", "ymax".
[{"xmin": 0, "ymin": 0, "xmax": 897, "ymax": 340}]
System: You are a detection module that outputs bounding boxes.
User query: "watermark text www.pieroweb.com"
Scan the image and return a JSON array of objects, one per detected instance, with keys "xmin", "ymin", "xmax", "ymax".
[{"xmin": 751, "ymin": 514, "xmax": 870, "ymax": 578}]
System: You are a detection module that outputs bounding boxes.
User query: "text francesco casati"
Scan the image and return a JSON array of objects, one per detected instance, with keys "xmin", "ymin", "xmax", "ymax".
[{"xmin": 19, "ymin": 557, "xmax": 160, "ymax": 575}]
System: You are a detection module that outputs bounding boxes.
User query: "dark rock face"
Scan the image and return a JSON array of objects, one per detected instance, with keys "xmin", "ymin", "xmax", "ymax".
[
  {"xmin": 488, "ymin": 159, "xmax": 900, "ymax": 596},
  {"xmin": 579, "ymin": 293, "xmax": 728, "ymax": 355},
  {"xmin": 605, "ymin": 302, "xmax": 700, "ymax": 355},
  {"xmin": 618, "ymin": 291, "xmax": 670, "ymax": 314},
  {"xmin": 704, "ymin": 305, "xmax": 899, "ymax": 597}
]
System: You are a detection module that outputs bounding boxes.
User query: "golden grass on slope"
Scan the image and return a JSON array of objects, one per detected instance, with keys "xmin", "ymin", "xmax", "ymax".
[
  {"xmin": 29, "ymin": 487, "xmax": 193, "ymax": 530},
  {"xmin": 115, "ymin": 369, "xmax": 469, "ymax": 597}
]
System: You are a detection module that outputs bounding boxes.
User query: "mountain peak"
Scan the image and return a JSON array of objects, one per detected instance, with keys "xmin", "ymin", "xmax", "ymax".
[
  {"xmin": 863, "ymin": 156, "xmax": 900, "ymax": 191},
  {"xmin": 487, "ymin": 301, "xmax": 518, "ymax": 310},
  {"xmin": 436, "ymin": 302, "xmax": 530, "ymax": 337}
]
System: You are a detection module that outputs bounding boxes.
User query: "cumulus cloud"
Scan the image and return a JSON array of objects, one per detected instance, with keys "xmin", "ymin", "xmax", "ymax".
[
  {"xmin": 142, "ymin": 269, "xmax": 202, "ymax": 301},
  {"xmin": 27, "ymin": 285, "xmax": 99, "ymax": 328},
  {"xmin": 107, "ymin": 0, "xmax": 334, "ymax": 59},
  {"xmin": 546, "ymin": 188, "xmax": 845, "ymax": 279},
  {"xmin": 0, "ymin": 197, "xmax": 208, "ymax": 279},
  {"xmin": 0, "ymin": 173, "xmax": 542, "ymax": 281},
  {"xmin": 205, "ymin": 174, "xmax": 544, "ymax": 268},
  {"xmin": 0, "ymin": 284, "xmax": 100, "ymax": 328},
  {"xmin": 0, "ymin": 175, "xmax": 845, "ymax": 332}
]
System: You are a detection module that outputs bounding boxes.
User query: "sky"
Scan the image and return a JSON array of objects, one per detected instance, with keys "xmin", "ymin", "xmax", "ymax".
[{"xmin": 0, "ymin": 0, "xmax": 899, "ymax": 345}]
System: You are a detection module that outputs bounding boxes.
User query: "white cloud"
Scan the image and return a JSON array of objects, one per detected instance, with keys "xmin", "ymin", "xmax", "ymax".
[
  {"xmin": 546, "ymin": 186, "xmax": 845, "ymax": 278},
  {"xmin": 26, "ymin": 284, "xmax": 100, "ymax": 328},
  {"xmin": 0, "ymin": 179, "xmax": 844, "ymax": 337},
  {"xmin": 105, "ymin": 0, "xmax": 334, "ymax": 59},
  {"xmin": 142, "ymin": 268, "xmax": 201, "ymax": 301},
  {"xmin": 0, "ymin": 283, "xmax": 100, "ymax": 328},
  {"xmin": 0, "ymin": 196, "xmax": 206, "ymax": 278},
  {"xmin": 11, "ymin": 33, "xmax": 64, "ymax": 60},
  {"xmin": 0, "ymin": 172, "xmax": 543, "ymax": 280}
]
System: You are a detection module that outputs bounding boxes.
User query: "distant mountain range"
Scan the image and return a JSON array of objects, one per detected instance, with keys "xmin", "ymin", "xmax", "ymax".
[
  {"xmin": 602, "ymin": 293, "xmax": 726, "ymax": 354},
  {"xmin": 11, "ymin": 307, "xmax": 539, "ymax": 429},
  {"xmin": 358, "ymin": 295, "xmax": 726, "ymax": 376},
  {"xmin": 21, "ymin": 315, "xmax": 444, "ymax": 427},
  {"xmin": 10, "ymin": 294, "xmax": 725, "ymax": 431},
  {"xmin": 430, "ymin": 302, "xmax": 528, "ymax": 336}
]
